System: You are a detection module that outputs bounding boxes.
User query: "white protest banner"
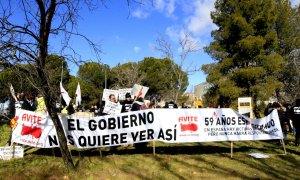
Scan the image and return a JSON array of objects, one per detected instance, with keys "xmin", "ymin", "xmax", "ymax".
[
  {"xmin": 0, "ymin": 146, "xmax": 24, "ymax": 160},
  {"xmin": 11, "ymin": 109, "xmax": 283, "ymax": 148},
  {"xmin": 11, "ymin": 109, "xmax": 57, "ymax": 148},
  {"xmin": 103, "ymin": 101, "xmax": 122, "ymax": 115},
  {"xmin": 102, "ymin": 89, "xmax": 119, "ymax": 102},
  {"xmin": 118, "ymin": 88, "xmax": 133, "ymax": 101},
  {"xmin": 131, "ymin": 84, "xmax": 149, "ymax": 98}
]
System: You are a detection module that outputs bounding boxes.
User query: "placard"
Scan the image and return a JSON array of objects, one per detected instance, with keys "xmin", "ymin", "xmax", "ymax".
[{"xmin": 0, "ymin": 146, "xmax": 24, "ymax": 160}]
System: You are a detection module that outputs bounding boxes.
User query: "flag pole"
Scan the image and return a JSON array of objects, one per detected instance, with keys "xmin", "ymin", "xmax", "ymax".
[
  {"xmin": 59, "ymin": 61, "xmax": 64, "ymax": 112},
  {"xmin": 60, "ymin": 60, "xmax": 64, "ymax": 83}
]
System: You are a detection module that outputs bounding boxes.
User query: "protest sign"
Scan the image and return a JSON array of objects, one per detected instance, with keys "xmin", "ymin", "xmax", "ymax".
[
  {"xmin": 118, "ymin": 88, "xmax": 133, "ymax": 101},
  {"xmin": 11, "ymin": 108, "xmax": 283, "ymax": 148},
  {"xmin": 0, "ymin": 146, "xmax": 24, "ymax": 160},
  {"xmin": 102, "ymin": 89, "xmax": 119, "ymax": 102},
  {"xmin": 103, "ymin": 101, "xmax": 122, "ymax": 115},
  {"xmin": 131, "ymin": 84, "xmax": 149, "ymax": 99},
  {"xmin": 238, "ymin": 97, "xmax": 253, "ymax": 118}
]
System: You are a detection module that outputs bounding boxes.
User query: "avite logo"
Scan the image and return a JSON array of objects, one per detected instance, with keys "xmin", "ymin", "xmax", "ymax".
[
  {"xmin": 178, "ymin": 116, "xmax": 198, "ymax": 122},
  {"xmin": 180, "ymin": 123, "xmax": 198, "ymax": 132},
  {"xmin": 21, "ymin": 125, "xmax": 42, "ymax": 139},
  {"xmin": 178, "ymin": 115, "xmax": 198, "ymax": 132}
]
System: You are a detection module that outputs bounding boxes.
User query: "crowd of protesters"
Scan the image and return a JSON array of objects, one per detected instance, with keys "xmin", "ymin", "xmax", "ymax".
[{"xmin": 2, "ymin": 90, "xmax": 299, "ymax": 148}]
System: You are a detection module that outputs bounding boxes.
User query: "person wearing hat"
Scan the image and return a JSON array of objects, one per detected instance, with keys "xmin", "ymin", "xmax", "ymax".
[{"xmin": 121, "ymin": 92, "xmax": 133, "ymax": 113}]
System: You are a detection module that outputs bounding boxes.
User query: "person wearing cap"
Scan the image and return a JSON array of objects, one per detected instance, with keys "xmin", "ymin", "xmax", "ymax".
[{"xmin": 121, "ymin": 93, "xmax": 133, "ymax": 113}]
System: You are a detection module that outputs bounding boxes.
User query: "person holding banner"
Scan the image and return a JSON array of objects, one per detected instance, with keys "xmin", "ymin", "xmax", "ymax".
[
  {"xmin": 131, "ymin": 97, "xmax": 145, "ymax": 111},
  {"xmin": 131, "ymin": 97, "xmax": 148, "ymax": 151},
  {"xmin": 121, "ymin": 93, "xmax": 133, "ymax": 113},
  {"xmin": 108, "ymin": 94, "xmax": 120, "ymax": 153},
  {"xmin": 274, "ymin": 102, "xmax": 288, "ymax": 142}
]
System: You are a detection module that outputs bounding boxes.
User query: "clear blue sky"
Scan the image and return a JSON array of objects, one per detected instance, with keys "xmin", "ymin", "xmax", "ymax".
[
  {"xmin": 48, "ymin": 0, "xmax": 218, "ymax": 92},
  {"xmin": 50, "ymin": 0, "xmax": 298, "ymax": 92}
]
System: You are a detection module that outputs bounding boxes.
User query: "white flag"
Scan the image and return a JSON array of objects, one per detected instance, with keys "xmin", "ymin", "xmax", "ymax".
[
  {"xmin": 75, "ymin": 82, "xmax": 81, "ymax": 106},
  {"xmin": 60, "ymin": 82, "xmax": 71, "ymax": 105},
  {"xmin": 9, "ymin": 83, "xmax": 18, "ymax": 101}
]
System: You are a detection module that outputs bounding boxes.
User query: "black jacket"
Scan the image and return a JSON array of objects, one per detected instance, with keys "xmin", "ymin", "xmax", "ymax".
[{"xmin": 291, "ymin": 99, "xmax": 300, "ymax": 127}]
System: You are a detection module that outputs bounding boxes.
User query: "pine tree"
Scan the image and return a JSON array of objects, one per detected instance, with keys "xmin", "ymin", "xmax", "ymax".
[{"xmin": 203, "ymin": 0, "xmax": 284, "ymax": 117}]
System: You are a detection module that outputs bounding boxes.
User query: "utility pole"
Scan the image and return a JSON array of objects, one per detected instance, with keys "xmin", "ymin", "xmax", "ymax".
[{"xmin": 104, "ymin": 65, "xmax": 107, "ymax": 89}]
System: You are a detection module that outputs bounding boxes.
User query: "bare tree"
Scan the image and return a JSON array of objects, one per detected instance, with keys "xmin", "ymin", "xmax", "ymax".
[
  {"xmin": 154, "ymin": 30, "xmax": 201, "ymax": 102},
  {"xmin": 282, "ymin": 49, "xmax": 300, "ymax": 102},
  {"xmin": 0, "ymin": 0, "xmax": 153, "ymax": 169},
  {"xmin": 110, "ymin": 62, "xmax": 144, "ymax": 89},
  {"xmin": 0, "ymin": 0, "xmax": 106, "ymax": 169}
]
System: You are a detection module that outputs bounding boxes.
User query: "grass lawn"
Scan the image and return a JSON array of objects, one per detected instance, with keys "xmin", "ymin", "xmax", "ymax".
[{"xmin": 1, "ymin": 120, "xmax": 300, "ymax": 179}]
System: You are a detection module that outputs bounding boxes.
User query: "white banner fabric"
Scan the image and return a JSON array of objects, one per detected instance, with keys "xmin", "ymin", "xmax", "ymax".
[
  {"xmin": 11, "ymin": 108, "xmax": 283, "ymax": 148},
  {"xmin": 11, "ymin": 109, "xmax": 57, "ymax": 148}
]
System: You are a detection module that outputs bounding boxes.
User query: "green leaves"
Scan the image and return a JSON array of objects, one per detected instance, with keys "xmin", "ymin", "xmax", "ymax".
[
  {"xmin": 77, "ymin": 62, "xmax": 107, "ymax": 89},
  {"xmin": 203, "ymin": 0, "xmax": 287, "ymax": 110}
]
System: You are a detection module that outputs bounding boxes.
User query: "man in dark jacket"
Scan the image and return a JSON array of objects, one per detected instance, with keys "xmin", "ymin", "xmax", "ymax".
[
  {"xmin": 273, "ymin": 102, "xmax": 288, "ymax": 141},
  {"xmin": 291, "ymin": 99, "xmax": 300, "ymax": 146},
  {"xmin": 121, "ymin": 93, "xmax": 133, "ymax": 113},
  {"xmin": 131, "ymin": 97, "xmax": 148, "ymax": 150}
]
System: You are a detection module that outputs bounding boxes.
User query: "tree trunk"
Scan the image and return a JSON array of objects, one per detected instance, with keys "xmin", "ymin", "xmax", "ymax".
[
  {"xmin": 48, "ymin": 105, "xmax": 75, "ymax": 169},
  {"xmin": 39, "ymin": 68, "xmax": 75, "ymax": 170},
  {"xmin": 36, "ymin": 0, "xmax": 75, "ymax": 169}
]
